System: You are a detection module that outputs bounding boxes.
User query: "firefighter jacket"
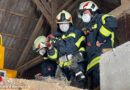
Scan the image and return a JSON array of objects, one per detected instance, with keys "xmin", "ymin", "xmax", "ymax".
[
  {"xmin": 47, "ymin": 26, "xmax": 86, "ymax": 67},
  {"xmin": 85, "ymin": 14, "xmax": 117, "ymax": 72}
]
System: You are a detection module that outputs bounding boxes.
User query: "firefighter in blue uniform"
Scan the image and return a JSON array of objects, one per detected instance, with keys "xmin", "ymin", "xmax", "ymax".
[
  {"xmin": 47, "ymin": 10, "xmax": 87, "ymax": 88},
  {"xmin": 77, "ymin": 1, "xmax": 117, "ymax": 89}
]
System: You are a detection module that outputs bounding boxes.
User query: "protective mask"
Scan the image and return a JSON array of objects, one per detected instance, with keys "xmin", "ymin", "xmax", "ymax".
[
  {"xmin": 59, "ymin": 24, "xmax": 70, "ymax": 32},
  {"xmin": 82, "ymin": 14, "xmax": 91, "ymax": 23}
]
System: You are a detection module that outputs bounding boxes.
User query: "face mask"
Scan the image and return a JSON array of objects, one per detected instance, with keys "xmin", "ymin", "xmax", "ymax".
[
  {"xmin": 82, "ymin": 14, "xmax": 91, "ymax": 23},
  {"xmin": 59, "ymin": 24, "xmax": 70, "ymax": 32}
]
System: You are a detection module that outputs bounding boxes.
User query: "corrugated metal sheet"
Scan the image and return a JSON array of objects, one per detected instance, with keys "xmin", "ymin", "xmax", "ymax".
[{"xmin": 0, "ymin": 0, "xmax": 45, "ymax": 69}]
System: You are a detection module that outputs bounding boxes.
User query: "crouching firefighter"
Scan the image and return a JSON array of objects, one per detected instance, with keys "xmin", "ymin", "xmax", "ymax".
[
  {"xmin": 33, "ymin": 35, "xmax": 57, "ymax": 79},
  {"xmin": 78, "ymin": 1, "xmax": 117, "ymax": 89},
  {"xmin": 48, "ymin": 10, "xmax": 87, "ymax": 88}
]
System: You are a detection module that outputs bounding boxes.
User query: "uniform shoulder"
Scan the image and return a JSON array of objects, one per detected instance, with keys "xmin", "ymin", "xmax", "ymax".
[{"xmin": 70, "ymin": 26, "xmax": 84, "ymax": 34}]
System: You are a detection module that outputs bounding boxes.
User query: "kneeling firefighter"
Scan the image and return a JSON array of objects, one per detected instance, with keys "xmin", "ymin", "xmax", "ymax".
[{"xmin": 33, "ymin": 35, "xmax": 57, "ymax": 79}]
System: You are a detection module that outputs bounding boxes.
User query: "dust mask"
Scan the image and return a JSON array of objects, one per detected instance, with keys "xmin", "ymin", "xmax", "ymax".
[
  {"xmin": 82, "ymin": 14, "xmax": 91, "ymax": 23},
  {"xmin": 59, "ymin": 24, "xmax": 70, "ymax": 32}
]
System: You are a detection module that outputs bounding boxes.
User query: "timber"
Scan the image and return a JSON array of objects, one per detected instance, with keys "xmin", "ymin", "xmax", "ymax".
[
  {"xmin": 109, "ymin": 0, "xmax": 130, "ymax": 18},
  {"xmin": 33, "ymin": 0, "xmax": 52, "ymax": 25}
]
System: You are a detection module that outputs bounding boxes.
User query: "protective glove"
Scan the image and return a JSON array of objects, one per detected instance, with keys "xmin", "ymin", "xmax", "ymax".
[{"xmin": 45, "ymin": 34, "xmax": 56, "ymax": 50}]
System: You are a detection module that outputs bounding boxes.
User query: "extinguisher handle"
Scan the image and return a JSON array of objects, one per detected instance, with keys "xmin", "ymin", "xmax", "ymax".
[{"xmin": 0, "ymin": 34, "xmax": 2, "ymax": 46}]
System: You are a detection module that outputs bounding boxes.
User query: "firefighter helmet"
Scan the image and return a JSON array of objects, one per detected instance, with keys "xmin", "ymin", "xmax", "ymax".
[
  {"xmin": 56, "ymin": 10, "xmax": 73, "ymax": 24},
  {"xmin": 78, "ymin": 1, "xmax": 98, "ymax": 18},
  {"xmin": 33, "ymin": 36, "xmax": 46, "ymax": 50}
]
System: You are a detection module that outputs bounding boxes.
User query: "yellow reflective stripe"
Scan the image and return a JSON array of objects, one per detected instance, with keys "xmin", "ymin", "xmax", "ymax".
[
  {"xmin": 111, "ymin": 32, "xmax": 114, "ymax": 48},
  {"xmin": 48, "ymin": 48, "xmax": 58, "ymax": 59},
  {"xmin": 64, "ymin": 60, "xmax": 72, "ymax": 66},
  {"xmin": 102, "ymin": 14, "xmax": 111, "ymax": 24},
  {"xmin": 75, "ymin": 36, "xmax": 85, "ymax": 48},
  {"xmin": 62, "ymin": 33, "xmax": 76, "ymax": 39},
  {"xmin": 59, "ymin": 60, "xmax": 72, "ymax": 67},
  {"xmin": 92, "ymin": 24, "xmax": 97, "ymax": 29},
  {"xmin": 49, "ymin": 40, "xmax": 52, "ymax": 43},
  {"xmin": 62, "ymin": 35, "xmax": 66, "ymax": 39},
  {"xmin": 59, "ymin": 62, "xmax": 64, "ymax": 67},
  {"xmin": 100, "ymin": 25, "xmax": 112, "ymax": 37},
  {"xmin": 79, "ymin": 47, "xmax": 85, "ymax": 52},
  {"xmin": 87, "ymin": 56, "xmax": 100, "ymax": 71},
  {"xmin": 67, "ymin": 33, "xmax": 76, "ymax": 38}
]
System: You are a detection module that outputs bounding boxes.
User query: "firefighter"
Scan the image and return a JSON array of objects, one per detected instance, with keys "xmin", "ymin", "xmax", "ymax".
[
  {"xmin": 48, "ymin": 10, "xmax": 87, "ymax": 88},
  {"xmin": 33, "ymin": 35, "xmax": 57, "ymax": 80},
  {"xmin": 77, "ymin": 1, "xmax": 117, "ymax": 89}
]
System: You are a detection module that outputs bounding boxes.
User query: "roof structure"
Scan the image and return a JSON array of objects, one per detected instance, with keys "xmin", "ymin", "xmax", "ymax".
[{"xmin": 0, "ymin": 0, "xmax": 130, "ymax": 78}]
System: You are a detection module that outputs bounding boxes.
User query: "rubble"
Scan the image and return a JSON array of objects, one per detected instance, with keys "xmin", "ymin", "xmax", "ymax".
[{"xmin": 0, "ymin": 77, "xmax": 81, "ymax": 90}]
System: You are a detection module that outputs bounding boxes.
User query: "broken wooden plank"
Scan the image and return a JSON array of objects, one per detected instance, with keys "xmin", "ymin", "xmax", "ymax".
[{"xmin": 16, "ymin": 15, "xmax": 44, "ymax": 68}]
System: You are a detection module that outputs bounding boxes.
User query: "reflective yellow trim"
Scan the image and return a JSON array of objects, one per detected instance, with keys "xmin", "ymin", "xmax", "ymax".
[
  {"xmin": 48, "ymin": 48, "xmax": 58, "ymax": 59},
  {"xmin": 100, "ymin": 25, "xmax": 112, "ymax": 37},
  {"xmin": 67, "ymin": 33, "xmax": 76, "ymax": 38},
  {"xmin": 79, "ymin": 47, "xmax": 85, "ymax": 52},
  {"xmin": 62, "ymin": 33, "xmax": 76, "ymax": 39},
  {"xmin": 62, "ymin": 35, "xmax": 66, "ymax": 39},
  {"xmin": 59, "ymin": 60, "xmax": 72, "ymax": 67},
  {"xmin": 111, "ymin": 32, "xmax": 114, "ymax": 48},
  {"xmin": 64, "ymin": 60, "xmax": 72, "ymax": 67},
  {"xmin": 43, "ymin": 57, "xmax": 48, "ymax": 60},
  {"xmin": 87, "ymin": 56, "xmax": 100, "ymax": 71},
  {"xmin": 75, "ymin": 36, "xmax": 85, "ymax": 48},
  {"xmin": 102, "ymin": 14, "xmax": 110, "ymax": 24},
  {"xmin": 92, "ymin": 24, "xmax": 97, "ymax": 29}
]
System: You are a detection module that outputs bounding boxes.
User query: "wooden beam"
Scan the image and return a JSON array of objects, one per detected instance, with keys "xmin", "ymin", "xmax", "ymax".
[
  {"xmin": 0, "ymin": 9, "xmax": 38, "ymax": 21},
  {"xmin": 40, "ymin": 0, "xmax": 51, "ymax": 15},
  {"xmin": 16, "ymin": 15, "xmax": 44, "ymax": 68},
  {"xmin": 50, "ymin": 0, "xmax": 57, "ymax": 33},
  {"xmin": 17, "ymin": 55, "xmax": 43, "ymax": 77},
  {"xmin": 33, "ymin": 0, "xmax": 52, "ymax": 25},
  {"xmin": 121, "ymin": 0, "xmax": 128, "ymax": 4},
  {"xmin": 109, "ymin": 0, "xmax": 130, "ymax": 19},
  {"xmin": 58, "ymin": 0, "xmax": 73, "ymax": 12},
  {"xmin": 1, "ymin": 33, "xmax": 28, "ymax": 40}
]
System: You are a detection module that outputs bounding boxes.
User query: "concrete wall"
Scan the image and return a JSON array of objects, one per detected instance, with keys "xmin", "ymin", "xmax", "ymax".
[{"xmin": 100, "ymin": 41, "xmax": 130, "ymax": 90}]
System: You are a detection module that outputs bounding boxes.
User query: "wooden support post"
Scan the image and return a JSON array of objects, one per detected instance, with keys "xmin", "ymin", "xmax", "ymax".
[
  {"xmin": 17, "ymin": 55, "xmax": 43, "ymax": 77},
  {"xmin": 16, "ymin": 15, "xmax": 44, "ymax": 68},
  {"xmin": 50, "ymin": 0, "xmax": 57, "ymax": 33}
]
